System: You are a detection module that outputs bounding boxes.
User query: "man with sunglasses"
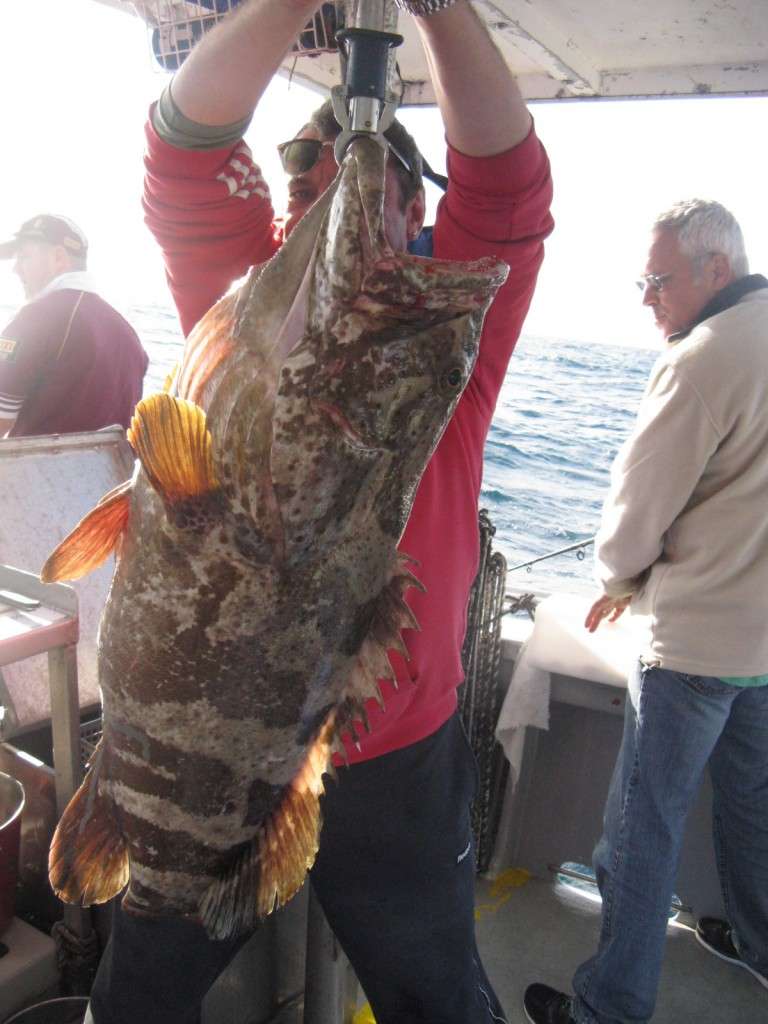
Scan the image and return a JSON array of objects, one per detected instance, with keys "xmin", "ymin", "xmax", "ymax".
[
  {"xmin": 524, "ymin": 200, "xmax": 768, "ymax": 1024},
  {"xmin": 83, "ymin": 3, "xmax": 552, "ymax": 1023}
]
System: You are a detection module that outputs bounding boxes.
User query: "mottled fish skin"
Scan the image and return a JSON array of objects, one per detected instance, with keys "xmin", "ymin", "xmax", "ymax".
[{"xmin": 45, "ymin": 137, "xmax": 509, "ymax": 938}]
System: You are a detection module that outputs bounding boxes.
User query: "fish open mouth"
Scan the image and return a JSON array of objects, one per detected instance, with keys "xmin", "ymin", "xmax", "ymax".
[{"xmin": 313, "ymin": 400, "xmax": 380, "ymax": 452}]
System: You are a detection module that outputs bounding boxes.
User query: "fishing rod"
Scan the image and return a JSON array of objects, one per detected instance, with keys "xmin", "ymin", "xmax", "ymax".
[
  {"xmin": 485, "ymin": 538, "xmax": 595, "ymax": 628},
  {"xmin": 507, "ymin": 537, "xmax": 594, "ymax": 574}
]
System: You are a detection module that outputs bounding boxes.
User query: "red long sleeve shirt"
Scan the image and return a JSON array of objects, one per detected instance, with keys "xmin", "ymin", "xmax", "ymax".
[{"xmin": 143, "ymin": 118, "xmax": 553, "ymax": 762}]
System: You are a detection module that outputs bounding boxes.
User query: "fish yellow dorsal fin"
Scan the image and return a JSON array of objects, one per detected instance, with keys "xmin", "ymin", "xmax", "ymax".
[
  {"xmin": 40, "ymin": 480, "xmax": 133, "ymax": 583},
  {"xmin": 199, "ymin": 713, "xmax": 336, "ymax": 940},
  {"xmin": 128, "ymin": 394, "xmax": 219, "ymax": 503}
]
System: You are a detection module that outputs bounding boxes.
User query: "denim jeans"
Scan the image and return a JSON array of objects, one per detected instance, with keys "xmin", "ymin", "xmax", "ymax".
[{"xmin": 571, "ymin": 661, "xmax": 768, "ymax": 1024}]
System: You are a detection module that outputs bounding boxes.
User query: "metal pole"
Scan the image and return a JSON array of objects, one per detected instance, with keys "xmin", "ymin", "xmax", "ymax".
[
  {"xmin": 304, "ymin": 886, "xmax": 356, "ymax": 1024},
  {"xmin": 48, "ymin": 644, "xmax": 82, "ymax": 816}
]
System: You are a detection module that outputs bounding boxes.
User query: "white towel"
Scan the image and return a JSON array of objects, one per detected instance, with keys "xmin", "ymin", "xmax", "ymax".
[{"xmin": 495, "ymin": 593, "xmax": 645, "ymax": 764}]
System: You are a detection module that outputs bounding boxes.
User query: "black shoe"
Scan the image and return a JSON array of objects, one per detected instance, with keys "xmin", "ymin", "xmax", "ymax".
[
  {"xmin": 696, "ymin": 917, "xmax": 768, "ymax": 990},
  {"xmin": 523, "ymin": 984, "xmax": 576, "ymax": 1024}
]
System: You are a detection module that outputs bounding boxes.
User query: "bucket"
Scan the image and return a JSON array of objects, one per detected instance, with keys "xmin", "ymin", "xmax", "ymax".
[
  {"xmin": 2, "ymin": 997, "xmax": 88, "ymax": 1024},
  {"xmin": 0, "ymin": 771, "xmax": 25, "ymax": 935}
]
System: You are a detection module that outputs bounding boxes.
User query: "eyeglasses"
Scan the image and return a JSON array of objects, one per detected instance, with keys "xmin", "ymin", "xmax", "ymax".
[
  {"xmin": 277, "ymin": 136, "xmax": 415, "ymax": 179},
  {"xmin": 635, "ymin": 272, "xmax": 673, "ymax": 293}
]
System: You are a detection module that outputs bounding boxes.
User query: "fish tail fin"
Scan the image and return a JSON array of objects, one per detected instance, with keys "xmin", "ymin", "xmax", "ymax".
[
  {"xmin": 41, "ymin": 481, "xmax": 133, "ymax": 582},
  {"xmin": 199, "ymin": 715, "xmax": 335, "ymax": 940},
  {"xmin": 49, "ymin": 742, "xmax": 129, "ymax": 906}
]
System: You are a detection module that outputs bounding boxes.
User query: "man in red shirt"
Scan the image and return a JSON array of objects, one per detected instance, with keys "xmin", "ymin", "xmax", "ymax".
[
  {"xmin": 0, "ymin": 214, "xmax": 148, "ymax": 438},
  {"xmin": 86, "ymin": 2, "xmax": 553, "ymax": 1022}
]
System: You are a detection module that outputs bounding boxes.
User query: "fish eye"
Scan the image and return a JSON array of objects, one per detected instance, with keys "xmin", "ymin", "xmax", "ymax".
[{"xmin": 442, "ymin": 366, "xmax": 464, "ymax": 391}]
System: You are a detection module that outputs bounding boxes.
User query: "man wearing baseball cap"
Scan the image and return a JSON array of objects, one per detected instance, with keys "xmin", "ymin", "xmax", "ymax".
[{"xmin": 0, "ymin": 214, "xmax": 148, "ymax": 438}]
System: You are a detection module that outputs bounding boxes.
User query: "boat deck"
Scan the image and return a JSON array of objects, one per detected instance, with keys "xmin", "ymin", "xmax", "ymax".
[{"xmin": 474, "ymin": 873, "xmax": 764, "ymax": 1022}]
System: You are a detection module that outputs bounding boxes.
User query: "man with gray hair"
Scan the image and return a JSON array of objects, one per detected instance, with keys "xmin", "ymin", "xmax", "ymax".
[{"xmin": 524, "ymin": 199, "xmax": 768, "ymax": 1023}]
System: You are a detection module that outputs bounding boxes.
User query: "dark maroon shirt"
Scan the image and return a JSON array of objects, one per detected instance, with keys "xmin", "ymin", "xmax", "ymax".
[{"xmin": 0, "ymin": 288, "xmax": 148, "ymax": 437}]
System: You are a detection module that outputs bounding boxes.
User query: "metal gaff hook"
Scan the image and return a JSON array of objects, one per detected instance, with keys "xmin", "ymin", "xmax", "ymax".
[{"xmin": 332, "ymin": 0, "xmax": 403, "ymax": 163}]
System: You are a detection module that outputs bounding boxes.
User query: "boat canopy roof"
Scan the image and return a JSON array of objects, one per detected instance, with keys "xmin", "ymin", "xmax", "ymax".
[{"xmin": 94, "ymin": 0, "xmax": 768, "ymax": 104}]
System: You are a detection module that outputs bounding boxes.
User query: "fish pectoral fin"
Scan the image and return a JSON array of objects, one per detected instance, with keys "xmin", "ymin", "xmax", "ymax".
[
  {"xmin": 40, "ymin": 480, "xmax": 132, "ymax": 582},
  {"xmin": 128, "ymin": 393, "xmax": 220, "ymax": 504},
  {"xmin": 198, "ymin": 714, "xmax": 336, "ymax": 940},
  {"xmin": 49, "ymin": 740, "xmax": 129, "ymax": 906}
]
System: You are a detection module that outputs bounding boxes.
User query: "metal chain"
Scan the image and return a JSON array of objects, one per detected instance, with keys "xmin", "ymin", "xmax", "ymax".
[{"xmin": 459, "ymin": 510, "xmax": 510, "ymax": 873}]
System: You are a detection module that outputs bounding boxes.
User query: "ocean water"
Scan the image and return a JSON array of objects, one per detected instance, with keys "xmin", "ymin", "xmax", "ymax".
[
  {"xmin": 485, "ymin": 335, "xmax": 657, "ymax": 595},
  {"xmin": 2, "ymin": 298, "xmax": 658, "ymax": 597}
]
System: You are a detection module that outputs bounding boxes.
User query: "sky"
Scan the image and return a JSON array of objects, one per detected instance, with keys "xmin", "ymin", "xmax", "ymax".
[{"xmin": 1, "ymin": 1, "xmax": 767, "ymax": 348}]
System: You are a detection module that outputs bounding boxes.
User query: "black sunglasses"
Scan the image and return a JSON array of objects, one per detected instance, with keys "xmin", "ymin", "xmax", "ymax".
[
  {"xmin": 277, "ymin": 138, "xmax": 335, "ymax": 176},
  {"xmin": 277, "ymin": 137, "xmax": 449, "ymax": 192}
]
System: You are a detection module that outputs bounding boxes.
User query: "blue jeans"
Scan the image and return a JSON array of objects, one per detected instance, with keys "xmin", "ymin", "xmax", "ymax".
[{"xmin": 572, "ymin": 662, "xmax": 768, "ymax": 1024}]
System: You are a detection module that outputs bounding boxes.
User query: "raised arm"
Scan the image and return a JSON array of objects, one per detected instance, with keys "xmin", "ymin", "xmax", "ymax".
[
  {"xmin": 144, "ymin": 1, "xmax": 331, "ymax": 333},
  {"xmin": 409, "ymin": 3, "xmax": 551, "ymax": 413},
  {"xmin": 413, "ymin": 1, "xmax": 532, "ymax": 155},
  {"xmin": 171, "ymin": 0, "xmax": 323, "ymax": 125},
  {"xmin": 174, "ymin": 0, "xmax": 529, "ymax": 146}
]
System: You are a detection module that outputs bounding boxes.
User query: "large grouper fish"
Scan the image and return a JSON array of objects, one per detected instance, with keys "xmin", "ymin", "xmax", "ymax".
[{"xmin": 41, "ymin": 136, "xmax": 509, "ymax": 940}]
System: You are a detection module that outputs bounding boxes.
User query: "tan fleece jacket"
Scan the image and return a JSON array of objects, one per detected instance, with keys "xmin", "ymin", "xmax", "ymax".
[{"xmin": 595, "ymin": 286, "xmax": 768, "ymax": 676}]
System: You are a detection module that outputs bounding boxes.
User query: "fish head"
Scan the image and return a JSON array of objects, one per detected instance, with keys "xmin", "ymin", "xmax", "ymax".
[
  {"xmin": 270, "ymin": 308, "xmax": 477, "ymax": 559},
  {"xmin": 268, "ymin": 137, "xmax": 509, "ymax": 562}
]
